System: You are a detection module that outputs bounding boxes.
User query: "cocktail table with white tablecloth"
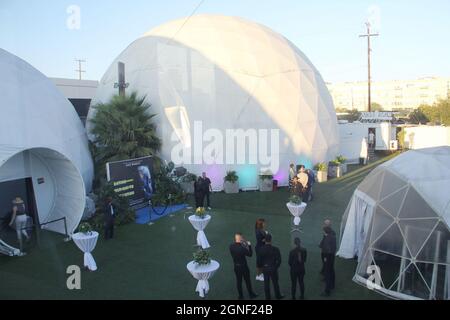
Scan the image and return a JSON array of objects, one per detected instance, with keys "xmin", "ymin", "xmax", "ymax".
[
  {"xmin": 286, "ymin": 202, "xmax": 307, "ymax": 225},
  {"xmin": 188, "ymin": 215, "xmax": 211, "ymax": 249},
  {"xmin": 186, "ymin": 260, "xmax": 220, "ymax": 298},
  {"xmin": 72, "ymin": 231, "xmax": 99, "ymax": 271}
]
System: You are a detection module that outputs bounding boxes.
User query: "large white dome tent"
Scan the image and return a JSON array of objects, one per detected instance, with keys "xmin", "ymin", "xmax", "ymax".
[
  {"xmin": 0, "ymin": 48, "xmax": 94, "ymax": 237},
  {"xmin": 338, "ymin": 147, "xmax": 450, "ymax": 300},
  {"xmin": 87, "ymin": 14, "xmax": 339, "ymax": 190}
]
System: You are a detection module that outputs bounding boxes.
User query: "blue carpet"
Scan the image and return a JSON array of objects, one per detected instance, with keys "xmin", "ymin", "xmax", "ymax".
[{"xmin": 135, "ymin": 204, "xmax": 188, "ymax": 224}]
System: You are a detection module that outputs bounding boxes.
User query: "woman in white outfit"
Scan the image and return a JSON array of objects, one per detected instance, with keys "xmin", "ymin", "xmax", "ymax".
[{"xmin": 9, "ymin": 197, "xmax": 29, "ymax": 252}]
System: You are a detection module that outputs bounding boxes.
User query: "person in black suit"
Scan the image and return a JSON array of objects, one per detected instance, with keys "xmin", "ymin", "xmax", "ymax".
[
  {"xmin": 257, "ymin": 234, "xmax": 284, "ymax": 300},
  {"xmin": 104, "ymin": 196, "xmax": 115, "ymax": 240},
  {"xmin": 320, "ymin": 219, "xmax": 332, "ymax": 276},
  {"xmin": 229, "ymin": 233, "xmax": 258, "ymax": 300},
  {"xmin": 288, "ymin": 237, "xmax": 307, "ymax": 300},
  {"xmin": 194, "ymin": 177, "xmax": 205, "ymax": 208},
  {"xmin": 319, "ymin": 225, "xmax": 337, "ymax": 296}
]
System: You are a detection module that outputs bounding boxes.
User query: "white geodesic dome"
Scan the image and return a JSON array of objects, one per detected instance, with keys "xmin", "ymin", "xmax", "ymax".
[
  {"xmin": 0, "ymin": 48, "xmax": 94, "ymax": 234},
  {"xmin": 87, "ymin": 14, "xmax": 339, "ymax": 190},
  {"xmin": 338, "ymin": 147, "xmax": 450, "ymax": 300}
]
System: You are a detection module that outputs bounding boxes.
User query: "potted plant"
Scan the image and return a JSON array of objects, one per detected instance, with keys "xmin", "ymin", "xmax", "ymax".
[
  {"xmin": 195, "ymin": 207, "xmax": 207, "ymax": 219},
  {"xmin": 258, "ymin": 171, "xmax": 273, "ymax": 192},
  {"xmin": 328, "ymin": 159, "xmax": 342, "ymax": 178},
  {"xmin": 314, "ymin": 162, "xmax": 328, "ymax": 183},
  {"xmin": 193, "ymin": 248, "xmax": 211, "ymax": 266},
  {"xmin": 336, "ymin": 155, "xmax": 347, "ymax": 174},
  {"xmin": 78, "ymin": 222, "xmax": 93, "ymax": 235},
  {"xmin": 223, "ymin": 171, "xmax": 239, "ymax": 193},
  {"xmin": 180, "ymin": 172, "xmax": 197, "ymax": 194},
  {"xmin": 288, "ymin": 195, "xmax": 302, "ymax": 205}
]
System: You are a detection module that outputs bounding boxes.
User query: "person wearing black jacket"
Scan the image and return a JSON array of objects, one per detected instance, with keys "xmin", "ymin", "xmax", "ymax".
[
  {"xmin": 288, "ymin": 237, "xmax": 307, "ymax": 300},
  {"xmin": 104, "ymin": 197, "xmax": 115, "ymax": 240},
  {"xmin": 229, "ymin": 233, "xmax": 258, "ymax": 300},
  {"xmin": 257, "ymin": 234, "xmax": 284, "ymax": 300},
  {"xmin": 194, "ymin": 177, "xmax": 204, "ymax": 208},
  {"xmin": 319, "ymin": 225, "xmax": 337, "ymax": 296}
]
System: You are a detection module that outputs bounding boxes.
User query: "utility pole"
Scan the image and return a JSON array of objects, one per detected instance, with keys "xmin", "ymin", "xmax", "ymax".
[
  {"xmin": 75, "ymin": 59, "xmax": 86, "ymax": 80},
  {"xmin": 114, "ymin": 62, "xmax": 129, "ymax": 97},
  {"xmin": 359, "ymin": 22, "xmax": 379, "ymax": 112}
]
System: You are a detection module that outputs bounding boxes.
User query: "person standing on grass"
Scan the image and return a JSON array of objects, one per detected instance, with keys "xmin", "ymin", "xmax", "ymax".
[
  {"xmin": 305, "ymin": 169, "xmax": 315, "ymax": 201},
  {"xmin": 194, "ymin": 177, "xmax": 204, "ymax": 208},
  {"xmin": 229, "ymin": 232, "xmax": 258, "ymax": 300},
  {"xmin": 288, "ymin": 237, "xmax": 307, "ymax": 300},
  {"xmin": 289, "ymin": 163, "xmax": 296, "ymax": 189},
  {"xmin": 257, "ymin": 233, "xmax": 284, "ymax": 300},
  {"xmin": 320, "ymin": 225, "xmax": 337, "ymax": 297},
  {"xmin": 297, "ymin": 165, "xmax": 309, "ymax": 203},
  {"xmin": 104, "ymin": 196, "xmax": 115, "ymax": 240},
  {"xmin": 255, "ymin": 218, "xmax": 268, "ymax": 282},
  {"xmin": 320, "ymin": 219, "xmax": 333, "ymax": 276},
  {"xmin": 200, "ymin": 172, "xmax": 212, "ymax": 210}
]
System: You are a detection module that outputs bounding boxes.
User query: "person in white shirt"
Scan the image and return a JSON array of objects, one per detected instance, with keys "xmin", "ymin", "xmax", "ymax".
[
  {"xmin": 368, "ymin": 131, "xmax": 375, "ymax": 148},
  {"xmin": 297, "ymin": 165, "xmax": 309, "ymax": 202}
]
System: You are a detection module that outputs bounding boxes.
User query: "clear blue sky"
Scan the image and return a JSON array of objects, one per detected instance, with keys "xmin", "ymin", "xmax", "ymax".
[{"xmin": 1, "ymin": 0, "xmax": 449, "ymax": 83}]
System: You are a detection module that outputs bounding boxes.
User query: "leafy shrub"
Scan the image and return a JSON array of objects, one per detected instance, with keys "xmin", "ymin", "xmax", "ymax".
[{"xmin": 224, "ymin": 171, "xmax": 239, "ymax": 183}]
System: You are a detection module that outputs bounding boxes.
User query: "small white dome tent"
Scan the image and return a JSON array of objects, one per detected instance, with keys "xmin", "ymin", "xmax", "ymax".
[
  {"xmin": 0, "ymin": 49, "xmax": 94, "ymax": 235},
  {"xmin": 338, "ymin": 147, "xmax": 450, "ymax": 300},
  {"xmin": 87, "ymin": 14, "xmax": 339, "ymax": 190}
]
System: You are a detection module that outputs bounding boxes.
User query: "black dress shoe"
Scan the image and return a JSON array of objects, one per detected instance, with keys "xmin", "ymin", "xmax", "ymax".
[{"xmin": 249, "ymin": 293, "xmax": 259, "ymax": 299}]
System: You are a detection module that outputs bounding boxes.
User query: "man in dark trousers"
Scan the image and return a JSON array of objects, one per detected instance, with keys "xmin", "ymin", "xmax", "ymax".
[
  {"xmin": 104, "ymin": 196, "xmax": 115, "ymax": 240},
  {"xmin": 229, "ymin": 233, "xmax": 258, "ymax": 300},
  {"xmin": 200, "ymin": 172, "xmax": 212, "ymax": 209},
  {"xmin": 257, "ymin": 234, "xmax": 284, "ymax": 300},
  {"xmin": 319, "ymin": 225, "xmax": 337, "ymax": 296},
  {"xmin": 288, "ymin": 237, "xmax": 307, "ymax": 300},
  {"xmin": 320, "ymin": 219, "xmax": 333, "ymax": 276}
]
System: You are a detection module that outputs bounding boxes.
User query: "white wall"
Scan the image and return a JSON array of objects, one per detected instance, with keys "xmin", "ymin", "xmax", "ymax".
[
  {"xmin": 339, "ymin": 122, "xmax": 397, "ymax": 163},
  {"xmin": 403, "ymin": 126, "xmax": 450, "ymax": 149},
  {"xmin": 50, "ymin": 78, "xmax": 98, "ymax": 100}
]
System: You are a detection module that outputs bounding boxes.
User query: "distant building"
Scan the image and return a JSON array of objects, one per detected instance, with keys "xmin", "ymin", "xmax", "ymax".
[
  {"xmin": 50, "ymin": 78, "xmax": 98, "ymax": 125},
  {"xmin": 327, "ymin": 77, "xmax": 450, "ymax": 111}
]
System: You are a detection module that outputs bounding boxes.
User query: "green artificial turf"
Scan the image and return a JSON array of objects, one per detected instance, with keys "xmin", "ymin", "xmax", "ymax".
[{"xmin": 0, "ymin": 154, "xmax": 398, "ymax": 300}]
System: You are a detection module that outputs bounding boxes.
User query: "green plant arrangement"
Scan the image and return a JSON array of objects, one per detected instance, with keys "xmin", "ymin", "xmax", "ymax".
[
  {"xmin": 314, "ymin": 162, "xmax": 327, "ymax": 171},
  {"xmin": 336, "ymin": 155, "xmax": 347, "ymax": 163},
  {"xmin": 329, "ymin": 159, "xmax": 341, "ymax": 166},
  {"xmin": 181, "ymin": 172, "xmax": 197, "ymax": 183},
  {"xmin": 224, "ymin": 171, "xmax": 239, "ymax": 183},
  {"xmin": 288, "ymin": 195, "xmax": 302, "ymax": 205},
  {"xmin": 259, "ymin": 173, "xmax": 274, "ymax": 180},
  {"xmin": 78, "ymin": 222, "xmax": 93, "ymax": 234},
  {"xmin": 195, "ymin": 207, "xmax": 207, "ymax": 219},
  {"xmin": 193, "ymin": 248, "xmax": 211, "ymax": 265}
]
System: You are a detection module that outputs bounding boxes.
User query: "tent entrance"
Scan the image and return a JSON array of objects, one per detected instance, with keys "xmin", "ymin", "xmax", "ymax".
[{"xmin": 0, "ymin": 178, "xmax": 39, "ymax": 255}]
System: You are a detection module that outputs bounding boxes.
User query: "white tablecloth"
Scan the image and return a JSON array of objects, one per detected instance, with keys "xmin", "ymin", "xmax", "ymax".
[
  {"xmin": 188, "ymin": 215, "xmax": 211, "ymax": 249},
  {"xmin": 72, "ymin": 231, "xmax": 99, "ymax": 271},
  {"xmin": 187, "ymin": 260, "xmax": 220, "ymax": 298},
  {"xmin": 286, "ymin": 202, "xmax": 307, "ymax": 225}
]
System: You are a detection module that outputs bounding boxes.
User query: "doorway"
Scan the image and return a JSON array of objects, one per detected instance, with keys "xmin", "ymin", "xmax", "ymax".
[
  {"xmin": 368, "ymin": 128, "xmax": 376, "ymax": 149},
  {"xmin": 0, "ymin": 178, "xmax": 39, "ymax": 246}
]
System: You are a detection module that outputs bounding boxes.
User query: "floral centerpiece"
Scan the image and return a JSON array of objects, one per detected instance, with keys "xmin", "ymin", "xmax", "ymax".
[
  {"xmin": 195, "ymin": 207, "xmax": 207, "ymax": 219},
  {"xmin": 193, "ymin": 248, "xmax": 211, "ymax": 265},
  {"xmin": 288, "ymin": 195, "xmax": 302, "ymax": 205},
  {"xmin": 78, "ymin": 222, "xmax": 92, "ymax": 235}
]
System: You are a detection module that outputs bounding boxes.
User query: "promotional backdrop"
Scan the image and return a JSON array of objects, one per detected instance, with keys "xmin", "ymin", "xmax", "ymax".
[{"xmin": 106, "ymin": 156, "xmax": 155, "ymax": 209}]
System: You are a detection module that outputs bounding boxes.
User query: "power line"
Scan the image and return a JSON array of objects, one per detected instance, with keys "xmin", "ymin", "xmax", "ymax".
[
  {"xmin": 166, "ymin": 0, "xmax": 206, "ymax": 45},
  {"xmin": 359, "ymin": 22, "xmax": 379, "ymax": 112}
]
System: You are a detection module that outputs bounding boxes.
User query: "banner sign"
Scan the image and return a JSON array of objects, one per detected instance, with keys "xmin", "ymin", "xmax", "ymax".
[
  {"xmin": 360, "ymin": 111, "xmax": 393, "ymax": 122},
  {"xmin": 106, "ymin": 156, "xmax": 155, "ymax": 209}
]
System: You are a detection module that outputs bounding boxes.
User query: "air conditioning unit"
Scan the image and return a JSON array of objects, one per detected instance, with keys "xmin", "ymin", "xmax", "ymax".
[{"xmin": 389, "ymin": 140, "xmax": 398, "ymax": 150}]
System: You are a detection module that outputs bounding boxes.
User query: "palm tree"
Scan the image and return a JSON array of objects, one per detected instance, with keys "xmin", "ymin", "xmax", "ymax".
[{"xmin": 90, "ymin": 92, "xmax": 162, "ymax": 185}]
